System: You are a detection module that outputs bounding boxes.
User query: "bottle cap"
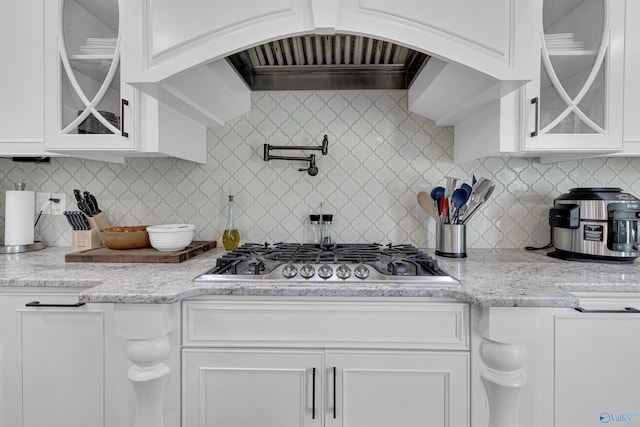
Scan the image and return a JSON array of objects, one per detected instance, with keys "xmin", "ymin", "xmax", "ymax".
[
  {"xmin": 310, "ymin": 214, "xmax": 320, "ymax": 223},
  {"xmin": 322, "ymin": 214, "xmax": 333, "ymax": 222},
  {"xmin": 228, "ymin": 195, "xmax": 234, "ymax": 201}
]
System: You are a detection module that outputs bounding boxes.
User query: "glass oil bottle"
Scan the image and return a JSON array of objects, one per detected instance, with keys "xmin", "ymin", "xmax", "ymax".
[{"xmin": 222, "ymin": 195, "xmax": 240, "ymax": 250}]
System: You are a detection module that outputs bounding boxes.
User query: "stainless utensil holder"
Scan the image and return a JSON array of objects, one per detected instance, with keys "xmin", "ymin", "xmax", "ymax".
[{"xmin": 436, "ymin": 223, "xmax": 467, "ymax": 258}]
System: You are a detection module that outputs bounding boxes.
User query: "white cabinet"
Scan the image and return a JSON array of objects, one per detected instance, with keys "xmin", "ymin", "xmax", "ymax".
[
  {"xmin": 43, "ymin": 0, "xmax": 207, "ymax": 164},
  {"xmin": 621, "ymin": 0, "xmax": 640, "ymax": 154},
  {"xmin": 326, "ymin": 350, "xmax": 468, "ymax": 427},
  {"xmin": 183, "ymin": 348, "xmax": 468, "ymax": 427},
  {"xmin": 182, "ymin": 297, "xmax": 470, "ymax": 427},
  {"xmin": 523, "ymin": 0, "xmax": 625, "ymax": 155},
  {"xmin": 554, "ymin": 293, "xmax": 640, "ymax": 427},
  {"xmin": 183, "ymin": 349, "xmax": 324, "ymax": 427},
  {"xmin": 454, "ymin": 0, "xmax": 626, "ymax": 163},
  {"xmin": 0, "ymin": 288, "xmax": 134, "ymax": 427},
  {"xmin": 0, "ymin": 0, "xmax": 49, "ymax": 156}
]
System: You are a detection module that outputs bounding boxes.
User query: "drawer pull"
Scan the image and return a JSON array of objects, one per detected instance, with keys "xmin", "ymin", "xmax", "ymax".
[
  {"xmin": 575, "ymin": 306, "xmax": 640, "ymax": 314},
  {"xmin": 121, "ymin": 98, "xmax": 129, "ymax": 137},
  {"xmin": 530, "ymin": 97, "xmax": 539, "ymax": 137},
  {"xmin": 312, "ymin": 368, "xmax": 316, "ymax": 419},
  {"xmin": 25, "ymin": 301, "xmax": 85, "ymax": 308},
  {"xmin": 333, "ymin": 366, "xmax": 337, "ymax": 419}
]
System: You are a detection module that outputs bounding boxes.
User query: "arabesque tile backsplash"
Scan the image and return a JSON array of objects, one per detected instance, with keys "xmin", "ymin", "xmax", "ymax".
[{"xmin": 2, "ymin": 90, "xmax": 640, "ymax": 249}]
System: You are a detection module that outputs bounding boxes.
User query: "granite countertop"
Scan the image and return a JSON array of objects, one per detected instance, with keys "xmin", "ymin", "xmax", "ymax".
[{"xmin": 1, "ymin": 246, "xmax": 640, "ymax": 307}]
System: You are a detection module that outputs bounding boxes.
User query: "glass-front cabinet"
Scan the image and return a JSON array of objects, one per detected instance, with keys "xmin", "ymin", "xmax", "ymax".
[
  {"xmin": 44, "ymin": 0, "xmax": 135, "ymax": 155},
  {"xmin": 524, "ymin": 0, "xmax": 624, "ymax": 153}
]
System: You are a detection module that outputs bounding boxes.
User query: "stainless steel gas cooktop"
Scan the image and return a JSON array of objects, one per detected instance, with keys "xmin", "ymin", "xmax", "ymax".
[{"xmin": 195, "ymin": 243, "xmax": 459, "ymax": 284}]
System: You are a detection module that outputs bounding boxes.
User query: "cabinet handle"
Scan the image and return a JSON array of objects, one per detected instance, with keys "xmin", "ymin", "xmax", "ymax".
[
  {"xmin": 530, "ymin": 97, "xmax": 539, "ymax": 137},
  {"xmin": 312, "ymin": 368, "xmax": 316, "ymax": 419},
  {"xmin": 121, "ymin": 99, "xmax": 129, "ymax": 138},
  {"xmin": 575, "ymin": 306, "xmax": 640, "ymax": 313},
  {"xmin": 25, "ymin": 301, "xmax": 85, "ymax": 308},
  {"xmin": 333, "ymin": 366, "xmax": 337, "ymax": 419}
]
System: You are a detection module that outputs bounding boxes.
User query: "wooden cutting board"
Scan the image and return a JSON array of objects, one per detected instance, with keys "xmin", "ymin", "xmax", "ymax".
[{"xmin": 65, "ymin": 240, "xmax": 217, "ymax": 263}]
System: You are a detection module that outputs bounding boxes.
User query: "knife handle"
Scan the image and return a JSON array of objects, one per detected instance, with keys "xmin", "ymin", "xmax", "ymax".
[{"xmin": 89, "ymin": 194, "xmax": 101, "ymax": 213}]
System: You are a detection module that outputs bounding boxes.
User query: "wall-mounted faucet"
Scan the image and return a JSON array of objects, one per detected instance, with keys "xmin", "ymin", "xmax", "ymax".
[{"xmin": 263, "ymin": 135, "xmax": 329, "ymax": 176}]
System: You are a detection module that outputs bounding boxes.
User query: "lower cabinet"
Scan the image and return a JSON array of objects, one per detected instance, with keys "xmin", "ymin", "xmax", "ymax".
[
  {"xmin": 554, "ymin": 293, "xmax": 640, "ymax": 427},
  {"xmin": 182, "ymin": 297, "xmax": 470, "ymax": 427},
  {"xmin": 0, "ymin": 288, "xmax": 134, "ymax": 427}
]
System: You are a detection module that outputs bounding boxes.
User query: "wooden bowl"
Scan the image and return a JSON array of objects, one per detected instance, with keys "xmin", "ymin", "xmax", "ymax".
[{"xmin": 99, "ymin": 226, "xmax": 151, "ymax": 250}]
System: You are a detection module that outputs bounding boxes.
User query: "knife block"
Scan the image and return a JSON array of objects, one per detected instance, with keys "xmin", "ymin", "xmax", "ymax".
[
  {"xmin": 71, "ymin": 212, "xmax": 111, "ymax": 252},
  {"xmin": 87, "ymin": 211, "xmax": 110, "ymax": 232},
  {"xmin": 71, "ymin": 230, "xmax": 102, "ymax": 252}
]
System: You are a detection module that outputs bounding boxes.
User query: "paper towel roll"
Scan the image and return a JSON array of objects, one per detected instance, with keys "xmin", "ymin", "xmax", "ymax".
[{"xmin": 4, "ymin": 190, "xmax": 35, "ymax": 246}]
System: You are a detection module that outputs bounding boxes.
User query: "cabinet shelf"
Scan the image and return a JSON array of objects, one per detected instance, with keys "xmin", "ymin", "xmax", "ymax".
[{"xmin": 69, "ymin": 56, "xmax": 119, "ymax": 90}]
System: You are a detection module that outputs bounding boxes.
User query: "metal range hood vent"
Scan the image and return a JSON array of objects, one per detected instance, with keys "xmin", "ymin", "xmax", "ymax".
[{"xmin": 227, "ymin": 34, "xmax": 430, "ymax": 91}]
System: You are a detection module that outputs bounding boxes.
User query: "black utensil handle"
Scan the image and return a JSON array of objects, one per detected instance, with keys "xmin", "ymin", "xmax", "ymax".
[
  {"xmin": 530, "ymin": 97, "xmax": 539, "ymax": 137},
  {"xmin": 73, "ymin": 189, "xmax": 83, "ymax": 202},
  {"xmin": 89, "ymin": 194, "xmax": 101, "ymax": 213},
  {"xmin": 121, "ymin": 99, "xmax": 129, "ymax": 137},
  {"xmin": 333, "ymin": 366, "xmax": 337, "ymax": 419},
  {"xmin": 311, "ymin": 368, "xmax": 316, "ymax": 419},
  {"xmin": 575, "ymin": 306, "xmax": 640, "ymax": 313},
  {"xmin": 25, "ymin": 301, "xmax": 86, "ymax": 307}
]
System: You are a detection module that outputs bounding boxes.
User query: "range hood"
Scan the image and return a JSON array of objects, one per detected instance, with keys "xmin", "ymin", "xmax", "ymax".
[{"xmin": 226, "ymin": 34, "xmax": 430, "ymax": 91}]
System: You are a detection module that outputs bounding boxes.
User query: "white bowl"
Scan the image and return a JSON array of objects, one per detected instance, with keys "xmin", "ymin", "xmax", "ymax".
[{"xmin": 146, "ymin": 224, "xmax": 195, "ymax": 251}]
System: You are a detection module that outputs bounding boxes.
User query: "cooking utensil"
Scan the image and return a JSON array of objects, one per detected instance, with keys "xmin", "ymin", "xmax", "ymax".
[
  {"xmin": 451, "ymin": 187, "xmax": 469, "ymax": 223},
  {"xmin": 417, "ymin": 192, "xmax": 440, "ymax": 223},
  {"xmin": 461, "ymin": 183, "xmax": 495, "ymax": 223},
  {"xmin": 439, "ymin": 196, "xmax": 449, "ymax": 223},
  {"xmin": 444, "ymin": 176, "xmax": 460, "ymax": 200}
]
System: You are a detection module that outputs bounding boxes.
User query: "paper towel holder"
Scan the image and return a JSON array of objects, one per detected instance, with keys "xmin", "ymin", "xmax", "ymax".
[
  {"xmin": 1, "ymin": 182, "xmax": 47, "ymax": 254},
  {"xmin": 0, "ymin": 241, "xmax": 46, "ymax": 254}
]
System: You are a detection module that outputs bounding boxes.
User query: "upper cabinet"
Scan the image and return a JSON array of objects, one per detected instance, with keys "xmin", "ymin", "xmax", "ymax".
[
  {"xmin": 42, "ymin": 0, "xmax": 208, "ymax": 164},
  {"xmin": 0, "ymin": 0, "xmax": 49, "ymax": 157},
  {"xmin": 453, "ymin": 0, "xmax": 626, "ymax": 164},
  {"xmin": 620, "ymin": 0, "xmax": 640, "ymax": 155},
  {"xmin": 523, "ymin": 0, "xmax": 624, "ymax": 154}
]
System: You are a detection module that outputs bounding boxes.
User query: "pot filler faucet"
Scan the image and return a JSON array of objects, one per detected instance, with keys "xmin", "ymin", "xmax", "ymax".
[{"xmin": 263, "ymin": 135, "xmax": 329, "ymax": 176}]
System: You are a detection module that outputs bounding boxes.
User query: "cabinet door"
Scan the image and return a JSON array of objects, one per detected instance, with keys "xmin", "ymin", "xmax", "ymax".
[
  {"xmin": 555, "ymin": 304, "xmax": 640, "ymax": 426},
  {"xmin": 524, "ymin": 0, "xmax": 624, "ymax": 153},
  {"xmin": 43, "ymin": 0, "xmax": 135, "ymax": 153},
  {"xmin": 182, "ymin": 348, "xmax": 323, "ymax": 427},
  {"xmin": 326, "ymin": 350, "xmax": 469, "ymax": 427},
  {"xmin": 0, "ymin": 0, "xmax": 47, "ymax": 156},
  {"xmin": 0, "ymin": 292, "xmax": 105, "ymax": 427}
]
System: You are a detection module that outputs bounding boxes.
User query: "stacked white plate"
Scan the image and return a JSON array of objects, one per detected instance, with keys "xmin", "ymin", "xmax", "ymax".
[
  {"xmin": 78, "ymin": 37, "xmax": 117, "ymax": 55},
  {"xmin": 544, "ymin": 33, "xmax": 584, "ymax": 51}
]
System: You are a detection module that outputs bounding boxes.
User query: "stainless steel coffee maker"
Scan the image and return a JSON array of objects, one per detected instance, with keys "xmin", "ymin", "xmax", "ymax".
[{"xmin": 548, "ymin": 188, "xmax": 640, "ymax": 263}]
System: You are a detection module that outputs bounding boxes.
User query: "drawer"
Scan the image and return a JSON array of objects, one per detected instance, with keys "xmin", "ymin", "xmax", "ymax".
[{"xmin": 183, "ymin": 297, "xmax": 469, "ymax": 350}]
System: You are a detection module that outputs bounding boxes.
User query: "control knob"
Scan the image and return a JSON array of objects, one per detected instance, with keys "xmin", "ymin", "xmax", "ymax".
[
  {"xmin": 282, "ymin": 263, "xmax": 298, "ymax": 279},
  {"xmin": 354, "ymin": 263, "xmax": 370, "ymax": 279},
  {"xmin": 318, "ymin": 263, "xmax": 333, "ymax": 279},
  {"xmin": 336, "ymin": 264, "xmax": 351, "ymax": 280},
  {"xmin": 300, "ymin": 263, "xmax": 315, "ymax": 279}
]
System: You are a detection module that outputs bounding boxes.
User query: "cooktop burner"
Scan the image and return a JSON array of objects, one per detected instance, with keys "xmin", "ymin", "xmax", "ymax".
[{"xmin": 195, "ymin": 243, "xmax": 459, "ymax": 284}]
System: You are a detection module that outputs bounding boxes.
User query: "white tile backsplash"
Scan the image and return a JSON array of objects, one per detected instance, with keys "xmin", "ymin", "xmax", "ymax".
[{"xmin": 2, "ymin": 89, "xmax": 640, "ymax": 249}]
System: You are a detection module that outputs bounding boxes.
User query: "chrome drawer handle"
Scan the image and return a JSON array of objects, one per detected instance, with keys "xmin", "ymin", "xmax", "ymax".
[
  {"xmin": 25, "ymin": 301, "xmax": 85, "ymax": 308},
  {"xmin": 575, "ymin": 306, "xmax": 640, "ymax": 313},
  {"xmin": 530, "ymin": 97, "xmax": 539, "ymax": 137}
]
